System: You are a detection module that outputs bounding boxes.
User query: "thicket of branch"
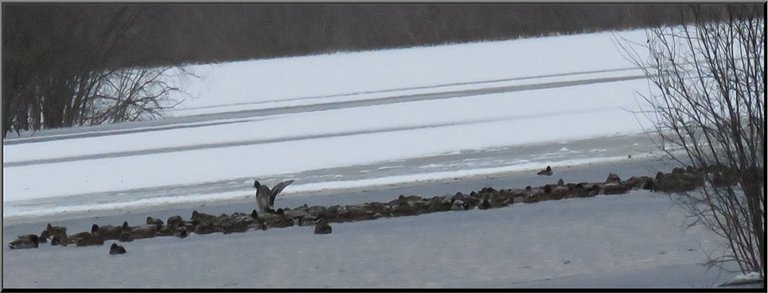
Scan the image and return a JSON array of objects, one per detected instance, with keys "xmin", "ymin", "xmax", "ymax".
[{"xmin": 620, "ymin": 5, "xmax": 765, "ymax": 277}]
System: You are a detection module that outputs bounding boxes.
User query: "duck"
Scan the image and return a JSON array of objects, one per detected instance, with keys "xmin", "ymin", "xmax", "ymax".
[
  {"xmin": 450, "ymin": 199, "xmax": 469, "ymax": 211},
  {"xmin": 219, "ymin": 216, "xmax": 250, "ymax": 234},
  {"xmin": 91, "ymin": 224, "xmax": 123, "ymax": 241},
  {"xmin": 39, "ymin": 230, "xmax": 51, "ymax": 243},
  {"xmin": 109, "ymin": 243, "xmax": 126, "ymax": 255},
  {"xmin": 253, "ymin": 179, "xmax": 294, "ymax": 213},
  {"xmin": 478, "ymin": 195, "xmax": 493, "ymax": 210},
  {"xmin": 50, "ymin": 235, "xmax": 69, "ymax": 246},
  {"xmin": 129, "ymin": 224, "xmax": 158, "ymax": 240},
  {"xmin": 606, "ymin": 173, "xmax": 621, "ymax": 184},
  {"xmin": 193, "ymin": 222, "xmax": 217, "ymax": 235},
  {"xmin": 71, "ymin": 231, "xmax": 104, "ymax": 247},
  {"xmin": 146, "ymin": 217, "xmax": 164, "ymax": 230},
  {"xmin": 175, "ymin": 226, "xmax": 189, "ymax": 238},
  {"xmin": 118, "ymin": 231, "xmax": 134, "ymax": 242},
  {"xmin": 191, "ymin": 210, "xmax": 218, "ymax": 226},
  {"xmin": 46, "ymin": 223, "xmax": 67, "ymax": 240},
  {"xmin": 537, "ymin": 166, "xmax": 553, "ymax": 176},
  {"xmin": 313, "ymin": 218, "xmax": 332, "ymax": 235},
  {"xmin": 9, "ymin": 234, "xmax": 39, "ymax": 249},
  {"xmin": 165, "ymin": 215, "xmax": 185, "ymax": 234}
]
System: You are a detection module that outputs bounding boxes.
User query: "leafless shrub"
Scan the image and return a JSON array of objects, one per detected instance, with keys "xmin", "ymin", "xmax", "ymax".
[
  {"xmin": 619, "ymin": 6, "xmax": 764, "ymax": 277},
  {"xmin": 85, "ymin": 66, "xmax": 184, "ymax": 125}
]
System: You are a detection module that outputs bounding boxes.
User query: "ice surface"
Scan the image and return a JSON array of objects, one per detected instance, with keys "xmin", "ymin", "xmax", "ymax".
[{"xmin": 1, "ymin": 191, "xmax": 746, "ymax": 288}]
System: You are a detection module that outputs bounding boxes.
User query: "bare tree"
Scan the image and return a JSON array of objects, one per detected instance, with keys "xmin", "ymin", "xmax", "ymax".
[
  {"xmin": 619, "ymin": 6, "xmax": 764, "ymax": 277},
  {"xmin": 82, "ymin": 66, "xmax": 185, "ymax": 125},
  {"xmin": 2, "ymin": 5, "xmax": 186, "ymax": 137}
]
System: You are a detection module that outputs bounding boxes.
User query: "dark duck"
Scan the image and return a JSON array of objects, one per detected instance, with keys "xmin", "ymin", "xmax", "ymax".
[{"xmin": 537, "ymin": 166, "xmax": 553, "ymax": 176}]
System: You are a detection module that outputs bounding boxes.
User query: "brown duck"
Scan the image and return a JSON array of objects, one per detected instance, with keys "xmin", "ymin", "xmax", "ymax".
[{"xmin": 9, "ymin": 234, "xmax": 39, "ymax": 249}]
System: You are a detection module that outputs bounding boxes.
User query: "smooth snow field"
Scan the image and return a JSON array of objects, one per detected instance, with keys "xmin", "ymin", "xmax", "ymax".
[{"xmin": 2, "ymin": 29, "xmax": 758, "ymax": 288}]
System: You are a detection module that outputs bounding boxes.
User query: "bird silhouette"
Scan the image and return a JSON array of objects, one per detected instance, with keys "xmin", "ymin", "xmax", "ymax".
[
  {"xmin": 109, "ymin": 243, "xmax": 127, "ymax": 255},
  {"xmin": 254, "ymin": 179, "xmax": 294, "ymax": 213},
  {"xmin": 537, "ymin": 166, "xmax": 553, "ymax": 176}
]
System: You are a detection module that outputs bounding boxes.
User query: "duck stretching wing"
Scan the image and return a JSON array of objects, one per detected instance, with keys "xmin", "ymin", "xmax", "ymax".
[
  {"xmin": 256, "ymin": 184, "xmax": 272, "ymax": 213},
  {"xmin": 269, "ymin": 179, "xmax": 294, "ymax": 206}
]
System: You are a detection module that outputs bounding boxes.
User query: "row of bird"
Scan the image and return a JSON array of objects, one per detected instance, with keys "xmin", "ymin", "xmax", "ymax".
[{"xmin": 9, "ymin": 166, "xmax": 553, "ymax": 254}]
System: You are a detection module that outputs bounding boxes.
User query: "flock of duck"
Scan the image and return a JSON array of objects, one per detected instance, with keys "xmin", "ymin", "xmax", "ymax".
[{"xmin": 8, "ymin": 165, "xmax": 727, "ymax": 254}]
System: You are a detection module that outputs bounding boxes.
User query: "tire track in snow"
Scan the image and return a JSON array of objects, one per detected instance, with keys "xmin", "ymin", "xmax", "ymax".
[
  {"xmin": 4, "ymin": 106, "xmax": 620, "ymax": 167},
  {"xmin": 3, "ymin": 73, "xmax": 645, "ymax": 145},
  {"xmin": 175, "ymin": 66, "xmax": 642, "ymax": 111}
]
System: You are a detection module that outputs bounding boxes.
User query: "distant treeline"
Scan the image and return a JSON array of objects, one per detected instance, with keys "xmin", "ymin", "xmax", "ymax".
[
  {"xmin": 4, "ymin": 3, "xmax": 763, "ymax": 68},
  {"xmin": 2, "ymin": 3, "xmax": 764, "ymax": 137}
]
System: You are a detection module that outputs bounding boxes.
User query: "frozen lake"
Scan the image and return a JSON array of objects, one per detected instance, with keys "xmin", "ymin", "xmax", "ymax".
[{"xmin": 3, "ymin": 28, "xmax": 755, "ymax": 288}]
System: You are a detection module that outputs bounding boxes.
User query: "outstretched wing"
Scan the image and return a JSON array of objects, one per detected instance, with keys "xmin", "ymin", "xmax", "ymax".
[{"xmin": 269, "ymin": 179, "xmax": 295, "ymax": 205}]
